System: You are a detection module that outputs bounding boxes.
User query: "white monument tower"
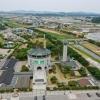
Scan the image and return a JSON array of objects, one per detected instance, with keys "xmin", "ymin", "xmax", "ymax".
[
  {"xmin": 44, "ymin": 34, "xmax": 45, "ymax": 40},
  {"xmin": 63, "ymin": 40, "xmax": 69, "ymax": 62}
]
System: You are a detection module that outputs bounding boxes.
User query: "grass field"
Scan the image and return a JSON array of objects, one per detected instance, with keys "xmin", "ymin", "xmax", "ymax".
[
  {"xmin": 0, "ymin": 37, "xmax": 5, "ymax": 44},
  {"xmin": 37, "ymin": 28, "xmax": 76, "ymax": 40},
  {"xmin": 82, "ymin": 42, "xmax": 100, "ymax": 55},
  {"xmin": 6, "ymin": 20, "xmax": 27, "ymax": 28}
]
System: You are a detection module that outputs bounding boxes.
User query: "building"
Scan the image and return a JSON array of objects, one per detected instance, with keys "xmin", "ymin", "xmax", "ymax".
[
  {"xmin": 61, "ymin": 40, "xmax": 78, "ymax": 69},
  {"xmin": 86, "ymin": 33, "xmax": 100, "ymax": 42},
  {"xmin": 0, "ymin": 58, "xmax": 17, "ymax": 88},
  {"xmin": 27, "ymin": 47, "xmax": 51, "ymax": 87},
  {"xmin": 61, "ymin": 61, "xmax": 78, "ymax": 69}
]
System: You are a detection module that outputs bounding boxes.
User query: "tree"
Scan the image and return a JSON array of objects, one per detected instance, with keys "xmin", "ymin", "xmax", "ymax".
[
  {"xmin": 0, "ymin": 42, "xmax": 4, "ymax": 48},
  {"xmin": 64, "ymin": 66, "xmax": 71, "ymax": 72},
  {"xmin": 21, "ymin": 65, "xmax": 29, "ymax": 72},
  {"xmin": 68, "ymin": 80, "xmax": 77, "ymax": 87},
  {"xmin": 46, "ymin": 87, "xmax": 50, "ymax": 91},
  {"xmin": 50, "ymin": 76, "xmax": 58, "ymax": 84},
  {"xmin": 53, "ymin": 87, "xmax": 57, "ymax": 90},
  {"xmin": 79, "ymin": 67, "xmax": 87, "ymax": 76}
]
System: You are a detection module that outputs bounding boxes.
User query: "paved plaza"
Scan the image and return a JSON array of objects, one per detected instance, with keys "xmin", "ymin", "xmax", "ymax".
[{"xmin": 1, "ymin": 90, "xmax": 100, "ymax": 100}]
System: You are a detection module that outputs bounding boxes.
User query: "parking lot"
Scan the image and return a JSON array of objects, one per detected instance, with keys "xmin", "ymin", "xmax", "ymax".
[
  {"xmin": 0, "ymin": 48, "xmax": 14, "ymax": 56},
  {"xmin": 20, "ymin": 93, "xmax": 100, "ymax": 100}
]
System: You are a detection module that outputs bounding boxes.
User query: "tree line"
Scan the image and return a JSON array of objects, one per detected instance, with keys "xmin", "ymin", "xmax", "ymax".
[{"xmin": 88, "ymin": 39, "xmax": 100, "ymax": 47}]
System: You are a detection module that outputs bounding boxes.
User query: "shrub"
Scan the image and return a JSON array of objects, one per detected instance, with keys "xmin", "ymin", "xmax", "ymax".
[
  {"xmin": 6, "ymin": 89, "xmax": 10, "ymax": 92},
  {"xmin": 0, "ymin": 89, "xmax": 5, "ymax": 93},
  {"xmin": 10, "ymin": 88, "xmax": 14, "ymax": 92},
  {"xmin": 50, "ymin": 76, "xmax": 58, "ymax": 84},
  {"xmin": 29, "ymin": 88, "xmax": 33, "ymax": 91},
  {"xmin": 53, "ymin": 87, "xmax": 57, "ymax": 90},
  {"xmin": 21, "ymin": 65, "xmax": 29, "ymax": 72},
  {"xmin": 23, "ymin": 88, "xmax": 27, "ymax": 92},
  {"xmin": 46, "ymin": 87, "xmax": 50, "ymax": 91},
  {"xmin": 68, "ymin": 80, "xmax": 77, "ymax": 87}
]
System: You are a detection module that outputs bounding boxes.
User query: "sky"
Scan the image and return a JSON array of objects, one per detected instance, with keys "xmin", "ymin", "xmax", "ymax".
[{"xmin": 0, "ymin": 0, "xmax": 100, "ymax": 13}]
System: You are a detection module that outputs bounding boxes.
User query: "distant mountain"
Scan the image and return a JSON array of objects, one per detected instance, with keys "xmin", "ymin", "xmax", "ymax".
[{"xmin": 0, "ymin": 10, "xmax": 100, "ymax": 16}]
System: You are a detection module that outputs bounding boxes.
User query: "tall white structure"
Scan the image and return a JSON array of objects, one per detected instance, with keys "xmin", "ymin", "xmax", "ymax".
[
  {"xmin": 63, "ymin": 40, "xmax": 69, "ymax": 62},
  {"xmin": 44, "ymin": 34, "xmax": 45, "ymax": 40}
]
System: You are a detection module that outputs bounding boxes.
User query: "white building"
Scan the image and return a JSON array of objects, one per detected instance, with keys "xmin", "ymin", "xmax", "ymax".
[
  {"xmin": 86, "ymin": 33, "xmax": 100, "ymax": 42},
  {"xmin": 27, "ymin": 47, "xmax": 51, "ymax": 85}
]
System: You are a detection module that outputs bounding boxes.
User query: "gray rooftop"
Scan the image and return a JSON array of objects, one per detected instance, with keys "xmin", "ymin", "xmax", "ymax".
[
  {"xmin": 63, "ymin": 40, "xmax": 69, "ymax": 44},
  {"xmin": 61, "ymin": 61, "xmax": 78, "ymax": 68},
  {"xmin": 15, "ymin": 76, "xmax": 30, "ymax": 88},
  {"xmin": 28, "ymin": 47, "xmax": 51, "ymax": 56}
]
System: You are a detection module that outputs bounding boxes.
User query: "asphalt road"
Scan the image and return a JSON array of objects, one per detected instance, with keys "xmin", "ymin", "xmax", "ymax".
[{"xmin": 74, "ymin": 44, "xmax": 100, "ymax": 60}]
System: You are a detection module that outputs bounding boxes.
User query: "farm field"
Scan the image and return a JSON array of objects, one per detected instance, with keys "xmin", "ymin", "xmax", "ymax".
[{"xmin": 82, "ymin": 42, "xmax": 100, "ymax": 55}]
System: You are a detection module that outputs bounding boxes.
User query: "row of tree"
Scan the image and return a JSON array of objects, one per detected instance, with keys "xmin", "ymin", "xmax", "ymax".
[
  {"xmin": 68, "ymin": 47, "xmax": 89, "ymax": 66},
  {"xmin": 0, "ymin": 88, "xmax": 32, "ymax": 93},
  {"xmin": 88, "ymin": 39, "xmax": 100, "ymax": 47},
  {"xmin": 87, "ymin": 67, "xmax": 100, "ymax": 80},
  {"xmin": 60, "ymin": 30, "xmax": 76, "ymax": 36},
  {"xmin": 47, "ymin": 81, "xmax": 99, "ymax": 91}
]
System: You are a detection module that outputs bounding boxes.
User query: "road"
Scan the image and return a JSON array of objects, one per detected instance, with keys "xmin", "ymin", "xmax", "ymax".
[{"xmin": 74, "ymin": 44, "xmax": 100, "ymax": 60}]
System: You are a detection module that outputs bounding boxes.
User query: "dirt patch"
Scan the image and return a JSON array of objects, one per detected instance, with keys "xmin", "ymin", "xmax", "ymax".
[
  {"xmin": 29, "ymin": 79, "xmax": 33, "ymax": 88},
  {"xmin": 47, "ymin": 71, "xmax": 57, "ymax": 85},
  {"xmin": 19, "ymin": 44, "xmax": 27, "ymax": 49},
  {"xmin": 37, "ymin": 28, "xmax": 66, "ymax": 36},
  {"xmin": 82, "ymin": 42, "xmax": 100, "ymax": 55}
]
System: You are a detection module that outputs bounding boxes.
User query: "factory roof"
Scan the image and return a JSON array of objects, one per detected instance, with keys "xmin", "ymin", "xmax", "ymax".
[{"xmin": 28, "ymin": 47, "xmax": 51, "ymax": 56}]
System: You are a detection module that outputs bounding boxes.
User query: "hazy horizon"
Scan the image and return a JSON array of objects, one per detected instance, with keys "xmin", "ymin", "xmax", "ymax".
[{"xmin": 0, "ymin": 0, "xmax": 100, "ymax": 13}]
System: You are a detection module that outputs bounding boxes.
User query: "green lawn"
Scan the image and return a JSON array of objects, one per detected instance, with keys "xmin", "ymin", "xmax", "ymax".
[
  {"xmin": 45, "ymin": 32, "xmax": 75, "ymax": 40},
  {"xmin": 6, "ymin": 20, "xmax": 27, "ymax": 28},
  {"xmin": 0, "ymin": 37, "xmax": 5, "ymax": 44}
]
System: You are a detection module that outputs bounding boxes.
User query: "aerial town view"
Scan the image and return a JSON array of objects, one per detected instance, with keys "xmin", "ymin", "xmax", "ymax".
[{"xmin": 0, "ymin": 0, "xmax": 100, "ymax": 100}]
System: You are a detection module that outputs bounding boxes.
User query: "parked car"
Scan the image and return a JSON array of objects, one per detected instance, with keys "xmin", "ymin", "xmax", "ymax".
[
  {"xmin": 34, "ymin": 96, "xmax": 37, "ymax": 100},
  {"xmin": 96, "ymin": 93, "xmax": 100, "ymax": 97},
  {"xmin": 43, "ymin": 95, "xmax": 46, "ymax": 100},
  {"xmin": 87, "ymin": 93, "xmax": 91, "ymax": 97}
]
